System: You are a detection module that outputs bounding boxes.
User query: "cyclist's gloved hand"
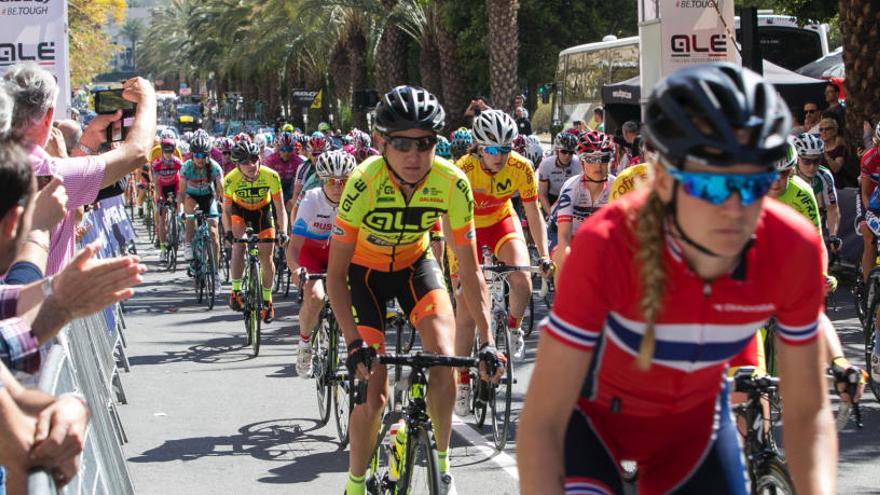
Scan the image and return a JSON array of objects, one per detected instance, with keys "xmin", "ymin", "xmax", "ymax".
[
  {"xmin": 279, "ymin": 233, "xmax": 290, "ymax": 246},
  {"xmin": 478, "ymin": 342, "xmax": 505, "ymax": 383},
  {"xmin": 828, "ymin": 235, "xmax": 842, "ymax": 253},
  {"xmin": 539, "ymin": 257, "xmax": 555, "ymax": 277},
  {"xmin": 824, "ymin": 274, "xmax": 839, "ymax": 294},
  {"xmin": 831, "ymin": 357, "xmax": 866, "ymax": 405},
  {"xmin": 225, "ymin": 230, "xmax": 234, "ymax": 244},
  {"xmin": 346, "ymin": 339, "xmax": 377, "ymax": 381}
]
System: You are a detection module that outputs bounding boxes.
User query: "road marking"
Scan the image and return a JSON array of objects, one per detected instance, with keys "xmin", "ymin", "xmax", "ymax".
[{"xmin": 451, "ymin": 414, "xmax": 519, "ymax": 482}]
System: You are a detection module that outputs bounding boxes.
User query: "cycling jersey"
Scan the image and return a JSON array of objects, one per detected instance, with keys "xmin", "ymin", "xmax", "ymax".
[
  {"xmin": 333, "ymin": 155, "xmax": 475, "ymax": 272},
  {"xmin": 456, "ymin": 151, "xmax": 537, "ymax": 229},
  {"xmin": 537, "ymin": 155, "xmax": 580, "ymax": 197},
  {"xmin": 264, "ymin": 150, "xmax": 302, "ymax": 184},
  {"xmin": 804, "ymin": 166, "xmax": 837, "ymax": 209},
  {"xmin": 292, "ymin": 187, "xmax": 336, "ymax": 242},
  {"xmin": 551, "ymin": 173, "xmax": 616, "ymax": 232},
  {"xmin": 181, "ymin": 159, "xmax": 223, "ymax": 196},
  {"xmin": 223, "ymin": 166, "xmax": 283, "ymax": 211},
  {"xmin": 151, "ymin": 156, "xmax": 182, "ymax": 187},
  {"xmin": 295, "ymin": 160, "xmax": 314, "ymax": 186},
  {"xmin": 775, "ymin": 175, "xmax": 821, "ymax": 234},
  {"xmin": 861, "ymin": 146, "xmax": 880, "ymax": 211},
  {"xmin": 609, "ymin": 163, "xmax": 649, "ymax": 201}
]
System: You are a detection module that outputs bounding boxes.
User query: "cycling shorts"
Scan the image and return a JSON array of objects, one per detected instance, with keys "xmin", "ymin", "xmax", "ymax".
[
  {"xmin": 230, "ymin": 203, "xmax": 276, "ymax": 239},
  {"xmin": 349, "ymin": 254, "xmax": 452, "ymax": 353},
  {"xmin": 565, "ymin": 382, "xmax": 748, "ymax": 495},
  {"xmin": 298, "ymin": 239, "xmax": 330, "ymax": 273},
  {"xmin": 281, "ymin": 179, "xmax": 295, "ymax": 204},
  {"xmin": 186, "ymin": 193, "xmax": 219, "ymax": 218},
  {"xmin": 476, "ymin": 213, "xmax": 526, "ymax": 258},
  {"xmin": 156, "ymin": 183, "xmax": 178, "ymax": 206}
]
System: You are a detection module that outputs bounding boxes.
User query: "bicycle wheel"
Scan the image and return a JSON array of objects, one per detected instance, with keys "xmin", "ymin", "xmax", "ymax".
[
  {"xmin": 250, "ymin": 259, "xmax": 263, "ymax": 356},
  {"xmin": 523, "ymin": 291, "xmax": 535, "ymax": 337},
  {"xmin": 284, "ymin": 269, "xmax": 292, "ymax": 297},
  {"xmin": 313, "ymin": 318, "xmax": 332, "ymax": 426},
  {"xmin": 752, "ymin": 457, "xmax": 795, "ymax": 495},
  {"xmin": 398, "ymin": 427, "xmax": 441, "ymax": 495},
  {"xmin": 471, "ymin": 340, "xmax": 488, "ymax": 428},
  {"xmin": 222, "ymin": 246, "xmax": 231, "ymax": 283},
  {"xmin": 205, "ymin": 243, "xmax": 216, "ymax": 310},
  {"xmin": 490, "ymin": 318, "xmax": 514, "ymax": 451},
  {"xmin": 864, "ymin": 295, "xmax": 880, "ymax": 402},
  {"xmin": 334, "ymin": 377, "xmax": 353, "ymax": 446}
]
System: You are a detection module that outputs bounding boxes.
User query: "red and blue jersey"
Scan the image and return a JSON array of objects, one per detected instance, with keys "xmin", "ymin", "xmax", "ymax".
[{"xmin": 545, "ymin": 189, "xmax": 824, "ymax": 417}]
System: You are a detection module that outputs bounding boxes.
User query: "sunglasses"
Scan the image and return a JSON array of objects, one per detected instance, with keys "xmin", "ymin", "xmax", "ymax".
[
  {"xmin": 279, "ymin": 147, "xmax": 294, "ymax": 153},
  {"xmin": 386, "ymin": 135, "xmax": 438, "ymax": 153},
  {"xmin": 804, "ymin": 109, "xmax": 817, "ymax": 114},
  {"xmin": 233, "ymin": 154, "xmax": 260, "ymax": 165},
  {"xmin": 666, "ymin": 167, "xmax": 779, "ymax": 206},
  {"xmin": 558, "ymin": 150, "xmax": 574, "ymax": 155},
  {"xmin": 193, "ymin": 152, "xmax": 208, "ymax": 159},
  {"xmin": 581, "ymin": 153, "xmax": 611, "ymax": 164},
  {"xmin": 324, "ymin": 177, "xmax": 348, "ymax": 186},
  {"xmin": 799, "ymin": 157, "xmax": 821, "ymax": 165},
  {"xmin": 483, "ymin": 145, "xmax": 512, "ymax": 156},
  {"xmin": 161, "ymin": 146, "xmax": 175, "ymax": 153}
]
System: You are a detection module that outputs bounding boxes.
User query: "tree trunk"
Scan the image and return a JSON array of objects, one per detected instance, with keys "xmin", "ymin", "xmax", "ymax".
[
  {"xmin": 330, "ymin": 43, "xmax": 351, "ymax": 101},
  {"xmin": 434, "ymin": 1, "xmax": 469, "ymax": 130},
  {"xmin": 419, "ymin": 37, "xmax": 443, "ymax": 98},
  {"xmin": 348, "ymin": 21, "xmax": 370, "ymax": 130},
  {"xmin": 376, "ymin": 1, "xmax": 409, "ymax": 92},
  {"xmin": 841, "ymin": 0, "xmax": 880, "ymax": 150},
  {"xmin": 485, "ymin": 0, "xmax": 519, "ymax": 114}
]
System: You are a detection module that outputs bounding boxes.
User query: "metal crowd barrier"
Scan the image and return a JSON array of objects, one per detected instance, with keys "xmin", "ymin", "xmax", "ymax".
[{"xmin": 26, "ymin": 195, "xmax": 137, "ymax": 494}]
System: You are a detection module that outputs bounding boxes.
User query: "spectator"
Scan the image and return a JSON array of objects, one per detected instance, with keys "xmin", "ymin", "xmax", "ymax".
[
  {"xmin": 3, "ymin": 63, "xmax": 156, "ymax": 276},
  {"xmin": 515, "ymin": 107, "xmax": 532, "ymax": 135},
  {"xmin": 464, "ymin": 95, "xmax": 492, "ymax": 125},
  {"xmin": 819, "ymin": 117, "xmax": 857, "ymax": 188},
  {"xmin": 54, "ymin": 119, "xmax": 83, "ymax": 156},
  {"xmin": 591, "ymin": 107, "xmax": 605, "ymax": 132},
  {"xmin": 513, "ymin": 94, "xmax": 529, "ymax": 119},
  {"xmin": 573, "ymin": 120, "xmax": 589, "ymax": 134},
  {"xmin": 824, "ymin": 83, "xmax": 845, "ymax": 130},
  {"xmin": 614, "ymin": 121, "xmax": 640, "ymax": 173},
  {"xmin": 792, "ymin": 101, "xmax": 821, "ymax": 135}
]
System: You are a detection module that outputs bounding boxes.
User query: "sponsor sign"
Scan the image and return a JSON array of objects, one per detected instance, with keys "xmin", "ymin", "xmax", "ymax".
[
  {"xmin": 0, "ymin": 0, "xmax": 71, "ymax": 117},
  {"xmin": 292, "ymin": 89, "xmax": 320, "ymax": 106},
  {"xmin": 660, "ymin": 0, "xmax": 736, "ymax": 75}
]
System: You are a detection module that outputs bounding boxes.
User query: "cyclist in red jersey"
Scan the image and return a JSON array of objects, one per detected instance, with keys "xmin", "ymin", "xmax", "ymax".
[{"xmin": 519, "ymin": 63, "xmax": 835, "ymax": 495}]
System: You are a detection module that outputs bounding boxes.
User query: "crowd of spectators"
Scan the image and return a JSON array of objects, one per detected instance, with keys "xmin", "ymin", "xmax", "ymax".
[{"xmin": 0, "ymin": 62, "xmax": 156, "ymax": 494}]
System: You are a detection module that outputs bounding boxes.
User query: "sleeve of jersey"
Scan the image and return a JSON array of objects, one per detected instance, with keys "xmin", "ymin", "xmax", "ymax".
[
  {"xmin": 774, "ymin": 228, "xmax": 824, "ymax": 346},
  {"xmin": 519, "ymin": 164, "xmax": 539, "ymax": 202},
  {"xmin": 333, "ymin": 173, "xmax": 367, "ymax": 244},
  {"xmin": 543, "ymin": 224, "xmax": 611, "ymax": 351},
  {"xmin": 270, "ymin": 173, "xmax": 283, "ymax": 200},
  {"xmin": 554, "ymin": 182, "xmax": 574, "ymax": 224},
  {"xmin": 448, "ymin": 175, "xmax": 477, "ymax": 247}
]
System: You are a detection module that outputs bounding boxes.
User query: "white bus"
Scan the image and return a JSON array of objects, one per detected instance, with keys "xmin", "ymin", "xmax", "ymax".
[{"xmin": 553, "ymin": 14, "xmax": 830, "ymax": 129}]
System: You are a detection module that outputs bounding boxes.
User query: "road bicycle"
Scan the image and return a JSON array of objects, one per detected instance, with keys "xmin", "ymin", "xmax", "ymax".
[
  {"xmin": 364, "ymin": 352, "xmax": 478, "ymax": 495},
  {"xmin": 860, "ymin": 241, "xmax": 880, "ymax": 401},
  {"xmin": 273, "ymin": 244, "xmax": 292, "ymax": 297},
  {"xmin": 233, "ymin": 227, "xmax": 276, "ymax": 356},
  {"xmin": 143, "ymin": 183, "xmax": 155, "ymax": 244},
  {"xmin": 297, "ymin": 269, "xmax": 352, "ymax": 446},
  {"xmin": 159, "ymin": 193, "xmax": 182, "ymax": 271},
  {"xmin": 184, "ymin": 208, "xmax": 219, "ymax": 310}
]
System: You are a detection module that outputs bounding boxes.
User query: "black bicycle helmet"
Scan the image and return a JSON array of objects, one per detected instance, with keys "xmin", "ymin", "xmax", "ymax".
[
  {"xmin": 231, "ymin": 140, "xmax": 260, "ymax": 163},
  {"xmin": 553, "ymin": 132, "xmax": 578, "ymax": 152},
  {"xmin": 374, "ymin": 85, "xmax": 446, "ymax": 134},
  {"xmin": 190, "ymin": 134, "xmax": 211, "ymax": 154},
  {"xmin": 642, "ymin": 62, "xmax": 790, "ymax": 169}
]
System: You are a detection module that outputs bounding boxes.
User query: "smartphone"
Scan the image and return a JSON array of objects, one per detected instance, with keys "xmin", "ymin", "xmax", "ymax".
[
  {"xmin": 36, "ymin": 175, "xmax": 53, "ymax": 190},
  {"xmin": 94, "ymin": 89, "xmax": 135, "ymax": 115}
]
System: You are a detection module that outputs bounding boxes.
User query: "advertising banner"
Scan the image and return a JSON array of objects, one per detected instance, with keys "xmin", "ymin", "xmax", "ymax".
[
  {"xmin": 659, "ymin": 0, "xmax": 736, "ymax": 75},
  {"xmin": 0, "ymin": 0, "xmax": 71, "ymax": 117}
]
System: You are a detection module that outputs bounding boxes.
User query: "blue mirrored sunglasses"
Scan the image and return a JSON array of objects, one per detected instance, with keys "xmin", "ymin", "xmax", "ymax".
[
  {"xmin": 666, "ymin": 168, "xmax": 779, "ymax": 206},
  {"xmin": 483, "ymin": 146, "xmax": 511, "ymax": 156},
  {"xmin": 193, "ymin": 152, "xmax": 208, "ymax": 159},
  {"xmin": 279, "ymin": 146, "xmax": 294, "ymax": 153}
]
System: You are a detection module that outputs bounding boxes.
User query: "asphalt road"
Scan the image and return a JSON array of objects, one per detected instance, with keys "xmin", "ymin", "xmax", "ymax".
[{"xmin": 117, "ymin": 222, "xmax": 879, "ymax": 494}]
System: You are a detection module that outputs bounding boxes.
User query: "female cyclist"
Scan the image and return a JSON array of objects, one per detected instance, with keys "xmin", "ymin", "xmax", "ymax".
[{"xmin": 518, "ymin": 63, "xmax": 836, "ymax": 494}]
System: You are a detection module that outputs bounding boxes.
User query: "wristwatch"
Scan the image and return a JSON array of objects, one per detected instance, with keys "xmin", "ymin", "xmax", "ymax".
[
  {"xmin": 76, "ymin": 141, "xmax": 96, "ymax": 155},
  {"xmin": 41, "ymin": 275, "xmax": 55, "ymax": 298}
]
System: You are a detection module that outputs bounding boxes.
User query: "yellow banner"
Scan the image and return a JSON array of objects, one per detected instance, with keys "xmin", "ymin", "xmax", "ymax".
[{"xmin": 310, "ymin": 90, "xmax": 323, "ymax": 109}]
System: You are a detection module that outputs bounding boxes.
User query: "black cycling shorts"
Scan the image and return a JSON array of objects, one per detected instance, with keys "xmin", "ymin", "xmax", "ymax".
[{"xmin": 349, "ymin": 254, "xmax": 452, "ymax": 353}]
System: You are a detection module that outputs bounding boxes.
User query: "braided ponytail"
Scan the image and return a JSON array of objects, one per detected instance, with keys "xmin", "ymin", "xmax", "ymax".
[{"xmin": 633, "ymin": 190, "xmax": 667, "ymax": 370}]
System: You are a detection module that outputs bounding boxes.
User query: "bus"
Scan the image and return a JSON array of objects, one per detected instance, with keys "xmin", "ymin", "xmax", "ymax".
[{"xmin": 553, "ymin": 14, "xmax": 830, "ymax": 130}]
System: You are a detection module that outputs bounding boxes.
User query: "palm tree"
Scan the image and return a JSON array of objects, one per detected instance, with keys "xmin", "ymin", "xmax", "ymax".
[
  {"xmin": 841, "ymin": 0, "xmax": 880, "ymax": 149},
  {"xmin": 120, "ymin": 18, "xmax": 145, "ymax": 70},
  {"xmin": 485, "ymin": 0, "xmax": 519, "ymax": 114}
]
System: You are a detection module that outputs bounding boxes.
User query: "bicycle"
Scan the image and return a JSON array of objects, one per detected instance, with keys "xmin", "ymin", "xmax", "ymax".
[
  {"xmin": 729, "ymin": 367, "xmax": 794, "ymax": 495},
  {"xmin": 297, "ymin": 269, "xmax": 352, "ymax": 445},
  {"xmin": 218, "ymin": 219, "xmax": 231, "ymax": 283},
  {"xmin": 860, "ymin": 231, "xmax": 880, "ymax": 401},
  {"xmin": 233, "ymin": 227, "xmax": 276, "ymax": 356},
  {"xmin": 143, "ymin": 184, "xmax": 155, "ymax": 244},
  {"xmin": 184, "ymin": 208, "xmax": 219, "ymax": 310},
  {"xmin": 468, "ymin": 246, "xmax": 540, "ymax": 451},
  {"xmin": 160, "ymin": 193, "xmax": 182, "ymax": 271},
  {"xmin": 273, "ymin": 244, "xmax": 292, "ymax": 297},
  {"xmin": 363, "ymin": 352, "xmax": 478, "ymax": 495}
]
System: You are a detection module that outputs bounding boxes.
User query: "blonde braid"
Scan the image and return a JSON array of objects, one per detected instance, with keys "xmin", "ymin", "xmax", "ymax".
[{"xmin": 633, "ymin": 190, "xmax": 667, "ymax": 370}]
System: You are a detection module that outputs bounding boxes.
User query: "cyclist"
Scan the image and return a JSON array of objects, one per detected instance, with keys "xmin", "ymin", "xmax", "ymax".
[
  {"xmin": 793, "ymin": 133, "xmax": 841, "ymax": 246},
  {"xmin": 859, "ymin": 123, "xmax": 880, "ymax": 381},
  {"xmin": 609, "ymin": 143, "xmax": 650, "ymax": 201},
  {"xmin": 549, "ymin": 131, "xmax": 615, "ymax": 276},
  {"xmin": 179, "ymin": 134, "xmax": 224, "ymax": 284},
  {"xmin": 289, "ymin": 150, "xmax": 357, "ymax": 377},
  {"xmin": 537, "ymin": 132, "xmax": 580, "ymax": 216},
  {"xmin": 327, "ymin": 85, "xmax": 500, "ymax": 495},
  {"xmin": 522, "ymin": 134, "xmax": 545, "ymax": 169},
  {"xmin": 453, "ymin": 109, "xmax": 552, "ymax": 378},
  {"xmin": 151, "ymin": 133, "xmax": 184, "ymax": 262},
  {"xmin": 450, "ymin": 127, "xmax": 473, "ymax": 161},
  {"xmin": 216, "ymin": 137, "xmax": 236, "ymax": 175},
  {"xmin": 436, "ymin": 135, "xmax": 452, "ymax": 159},
  {"xmin": 223, "ymin": 140, "xmax": 289, "ymax": 323},
  {"xmin": 264, "ymin": 131, "xmax": 302, "ymax": 210},
  {"xmin": 150, "ymin": 128, "xmax": 183, "ymax": 162},
  {"xmin": 518, "ymin": 63, "xmax": 834, "ymax": 495}
]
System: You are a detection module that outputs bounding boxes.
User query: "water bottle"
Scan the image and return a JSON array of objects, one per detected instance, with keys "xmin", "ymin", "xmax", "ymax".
[
  {"xmin": 387, "ymin": 419, "xmax": 406, "ymax": 481},
  {"xmin": 394, "ymin": 421, "xmax": 408, "ymax": 477}
]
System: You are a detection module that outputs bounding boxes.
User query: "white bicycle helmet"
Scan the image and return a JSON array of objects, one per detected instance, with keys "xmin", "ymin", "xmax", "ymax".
[
  {"xmin": 523, "ymin": 135, "xmax": 544, "ymax": 166},
  {"xmin": 874, "ymin": 122, "xmax": 880, "ymax": 143},
  {"xmin": 472, "ymin": 109, "xmax": 518, "ymax": 147},
  {"xmin": 792, "ymin": 132, "xmax": 824, "ymax": 157},
  {"xmin": 315, "ymin": 149, "xmax": 357, "ymax": 179},
  {"xmin": 774, "ymin": 138, "xmax": 797, "ymax": 171}
]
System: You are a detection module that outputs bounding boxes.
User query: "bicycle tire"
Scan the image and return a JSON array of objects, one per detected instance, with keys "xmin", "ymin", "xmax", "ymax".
[
  {"xmin": 250, "ymin": 258, "xmax": 263, "ymax": 356},
  {"xmin": 752, "ymin": 457, "xmax": 795, "ymax": 495},
  {"xmin": 222, "ymin": 247, "xmax": 231, "ymax": 283},
  {"xmin": 490, "ymin": 315, "xmax": 514, "ymax": 451},
  {"xmin": 864, "ymin": 296, "xmax": 880, "ymax": 402},
  {"xmin": 523, "ymin": 291, "xmax": 535, "ymax": 337},
  {"xmin": 243, "ymin": 262, "xmax": 255, "ymax": 347},
  {"xmin": 403, "ymin": 320, "xmax": 417, "ymax": 354},
  {"xmin": 314, "ymin": 318, "xmax": 332, "ymax": 426},
  {"xmin": 206, "ymin": 243, "xmax": 216, "ymax": 310},
  {"xmin": 334, "ymin": 374, "xmax": 353, "ymax": 446},
  {"xmin": 284, "ymin": 269, "xmax": 291, "ymax": 297},
  {"xmin": 764, "ymin": 324, "xmax": 778, "ymax": 377},
  {"xmin": 398, "ymin": 426, "xmax": 441, "ymax": 495}
]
